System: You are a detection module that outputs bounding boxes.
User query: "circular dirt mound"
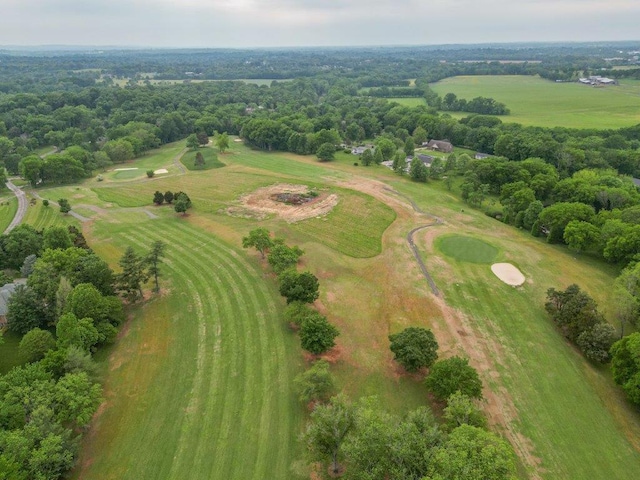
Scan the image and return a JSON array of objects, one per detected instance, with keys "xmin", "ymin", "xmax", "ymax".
[
  {"xmin": 491, "ymin": 263, "xmax": 525, "ymax": 286},
  {"xmin": 436, "ymin": 235, "xmax": 499, "ymax": 264},
  {"xmin": 237, "ymin": 184, "xmax": 338, "ymax": 223}
]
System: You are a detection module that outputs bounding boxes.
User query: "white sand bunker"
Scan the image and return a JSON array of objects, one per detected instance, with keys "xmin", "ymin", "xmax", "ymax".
[
  {"xmin": 154, "ymin": 169, "xmax": 169, "ymax": 174},
  {"xmin": 235, "ymin": 183, "xmax": 338, "ymax": 223},
  {"xmin": 114, "ymin": 167, "xmax": 138, "ymax": 171},
  {"xmin": 491, "ymin": 263, "xmax": 525, "ymax": 286}
]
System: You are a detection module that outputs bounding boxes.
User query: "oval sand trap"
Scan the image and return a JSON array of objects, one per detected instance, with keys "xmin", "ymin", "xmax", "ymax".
[{"xmin": 491, "ymin": 263, "xmax": 525, "ymax": 286}]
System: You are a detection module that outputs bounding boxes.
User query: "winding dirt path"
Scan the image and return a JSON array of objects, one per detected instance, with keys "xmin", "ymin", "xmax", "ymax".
[{"xmin": 4, "ymin": 180, "xmax": 28, "ymax": 234}]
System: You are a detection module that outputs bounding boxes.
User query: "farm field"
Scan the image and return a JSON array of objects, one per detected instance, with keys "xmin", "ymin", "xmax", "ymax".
[
  {"xmin": 17, "ymin": 137, "xmax": 634, "ymax": 480},
  {"xmin": 430, "ymin": 75, "xmax": 640, "ymax": 129},
  {"xmin": 388, "ymin": 97, "xmax": 427, "ymax": 107}
]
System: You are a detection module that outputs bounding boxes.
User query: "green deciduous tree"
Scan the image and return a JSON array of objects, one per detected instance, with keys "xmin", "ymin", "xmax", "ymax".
[
  {"xmin": 388, "ymin": 326, "xmax": 439, "ymax": 372},
  {"xmin": 545, "ymin": 284, "xmax": 603, "ymax": 342},
  {"xmin": 186, "ymin": 133, "xmax": 199, "ymax": 150},
  {"xmin": 43, "ymin": 226, "xmax": 73, "ymax": 251},
  {"xmin": 216, "ymin": 132, "xmax": 230, "ymax": 153},
  {"xmin": 425, "ymin": 356, "xmax": 483, "ymax": 401},
  {"xmin": 428, "ymin": 425, "xmax": 517, "ymax": 480},
  {"xmin": 576, "ymin": 323, "xmax": 617, "ymax": 363},
  {"xmin": 410, "ymin": 157, "xmax": 428, "ymax": 182},
  {"xmin": 299, "ymin": 314, "xmax": 339, "ymax": 355},
  {"xmin": 19, "ymin": 328, "xmax": 55, "ymax": 362},
  {"xmin": 294, "ymin": 359, "xmax": 335, "ymax": 404},
  {"xmin": 278, "ymin": 270, "xmax": 320, "ymax": 304},
  {"xmin": 443, "ymin": 391, "xmax": 488, "ymax": 431},
  {"xmin": 6, "ymin": 285, "xmax": 48, "ymax": 334},
  {"xmin": 316, "ymin": 142, "xmax": 335, "ymax": 161},
  {"xmin": 267, "ymin": 242, "xmax": 303, "ymax": 274},
  {"xmin": 303, "ymin": 394, "xmax": 356, "ymax": 476},
  {"xmin": 610, "ymin": 332, "xmax": 640, "ymax": 405},
  {"xmin": 360, "ymin": 148, "xmax": 373, "ymax": 166},
  {"xmin": 58, "ymin": 198, "xmax": 71, "ymax": 214},
  {"xmin": 242, "ymin": 228, "xmax": 273, "ymax": 259},
  {"xmin": 153, "ymin": 190, "xmax": 165, "ymax": 205}
]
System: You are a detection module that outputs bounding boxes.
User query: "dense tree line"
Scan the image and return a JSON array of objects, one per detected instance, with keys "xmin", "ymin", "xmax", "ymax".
[{"xmin": 0, "ymin": 226, "xmax": 166, "ymax": 479}]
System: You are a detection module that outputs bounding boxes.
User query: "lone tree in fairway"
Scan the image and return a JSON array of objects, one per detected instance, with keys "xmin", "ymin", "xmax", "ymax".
[
  {"xmin": 146, "ymin": 240, "xmax": 167, "ymax": 293},
  {"xmin": 278, "ymin": 270, "xmax": 320, "ymax": 304},
  {"xmin": 388, "ymin": 327, "xmax": 439, "ymax": 372},
  {"xmin": 216, "ymin": 132, "xmax": 230, "ymax": 153},
  {"xmin": 242, "ymin": 228, "xmax": 273, "ymax": 259},
  {"xmin": 299, "ymin": 314, "xmax": 339, "ymax": 355},
  {"xmin": 58, "ymin": 198, "xmax": 71, "ymax": 214},
  {"xmin": 425, "ymin": 356, "xmax": 483, "ymax": 401}
]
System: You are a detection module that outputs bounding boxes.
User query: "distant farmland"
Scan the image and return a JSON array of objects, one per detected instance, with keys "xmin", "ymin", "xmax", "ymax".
[{"xmin": 430, "ymin": 75, "xmax": 640, "ymax": 129}]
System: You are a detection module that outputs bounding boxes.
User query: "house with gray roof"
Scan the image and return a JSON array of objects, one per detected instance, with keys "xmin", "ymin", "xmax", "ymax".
[{"xmin": 425, "ymin": 140, "xmax": 453, "ymax": 153}]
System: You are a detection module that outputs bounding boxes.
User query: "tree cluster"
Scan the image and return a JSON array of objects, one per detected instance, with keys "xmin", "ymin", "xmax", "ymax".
[
  {"xmin": 545, "ymin": 284, "xmax": 617, "ymax": 363},
  {"xmin": 304, "ymin": 394, "xmax": 514, "ymax": 480},
  {"xmin": 242, "ymin": 229, "xmax": 339, "ymax": 356}
]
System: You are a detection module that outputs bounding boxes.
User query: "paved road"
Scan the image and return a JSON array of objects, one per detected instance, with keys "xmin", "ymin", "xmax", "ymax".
[
  {"xmin": 30, "ymin": 192, "xmax": 90, "ymax": 223},
  {"xmin": 4, "ymin": 180, "xmax": 28, "ymax": 234}
]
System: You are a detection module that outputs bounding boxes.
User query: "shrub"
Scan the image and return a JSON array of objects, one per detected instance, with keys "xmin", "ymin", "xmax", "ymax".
[{"xmin": 146, "ymin": 170, "xmax": 155, "ymax": 178}]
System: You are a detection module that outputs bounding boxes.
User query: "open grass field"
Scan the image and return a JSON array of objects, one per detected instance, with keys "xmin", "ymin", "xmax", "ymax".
[
  {"xmin": 430, "ymin": 75, "xmax": 640, "ymax": 129},
  {"xmin": 180, "ymin": 147, "xmax": 225, "ymax": 170},
  {"xmin": 20, "ymin": 135, "xmax": 633, "ymax": 480},
  {"xmin": 388, "ymin": 97, "xmax": 427, "ymax": 107}
]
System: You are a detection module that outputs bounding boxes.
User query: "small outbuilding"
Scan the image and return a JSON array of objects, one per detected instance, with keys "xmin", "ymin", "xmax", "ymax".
[
  {"xmin": 0, "ymin": 282, "xmax": 19, "ymax": 327},
  {"xmin": 425, "ymin": 140, "xmax": 453, "ymax": 153}
]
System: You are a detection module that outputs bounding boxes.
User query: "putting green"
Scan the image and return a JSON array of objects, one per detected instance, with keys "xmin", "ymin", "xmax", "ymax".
[{"xmin": 436, "ymin": 234, "xmax": 499, "ymax": 264}]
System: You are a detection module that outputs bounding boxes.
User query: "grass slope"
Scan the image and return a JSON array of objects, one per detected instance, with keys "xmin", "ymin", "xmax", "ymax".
[
  {"xmin": 291, "ymin": 188, "xmax": 396, "ymax": 258},
  {"xmin": 78, "ymin": 218, "xmax": 303, "ymax": 479},
  {"xmin": 430, "ymin": 75, "xmax": 640, "ymax": 129},
  {"xmin": 181, "ymin": 147, "xmax": 225, "ymax": 170}
]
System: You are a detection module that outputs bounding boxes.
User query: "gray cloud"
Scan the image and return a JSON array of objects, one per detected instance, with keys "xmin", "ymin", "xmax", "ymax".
[{"xmin": 0, "ymin": 0, "xmax": 638, "ymax": 47}]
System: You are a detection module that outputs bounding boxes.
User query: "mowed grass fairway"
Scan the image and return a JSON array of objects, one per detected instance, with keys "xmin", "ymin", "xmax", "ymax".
[
  {"xmin": 430, "ymin": 75, "xmax": 640, "ymax": 129},
  {"xmin": 400, "ymin": 180, "xmax": 640, "ymax": 479},
  {"xmin": 62, "ymin": 137, "xmax": 640, "ymax": 480},
  {"xmin": 78, "ymin": 217, "xmax": 304, "ymax": 479}
]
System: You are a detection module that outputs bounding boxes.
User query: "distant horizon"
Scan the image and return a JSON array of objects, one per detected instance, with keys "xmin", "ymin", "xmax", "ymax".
[
  {"xmin": 2, "ymin": 1, "xmax": 639, "ymax": 49},
  {"xmin": 1, "ymin": 39, "xmax": 640, "ymax": 53}
]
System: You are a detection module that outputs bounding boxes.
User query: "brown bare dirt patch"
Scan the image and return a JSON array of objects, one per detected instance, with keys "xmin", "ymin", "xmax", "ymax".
[{"xmin": 235, "ymin": 183, "xmax": 338, "ymax": 223}]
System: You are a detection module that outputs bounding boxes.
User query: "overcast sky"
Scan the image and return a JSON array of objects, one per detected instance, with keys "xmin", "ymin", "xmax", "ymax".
[{"xmin": 1, "ymin": 0, "xmax": 638, "ymax": 48}]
